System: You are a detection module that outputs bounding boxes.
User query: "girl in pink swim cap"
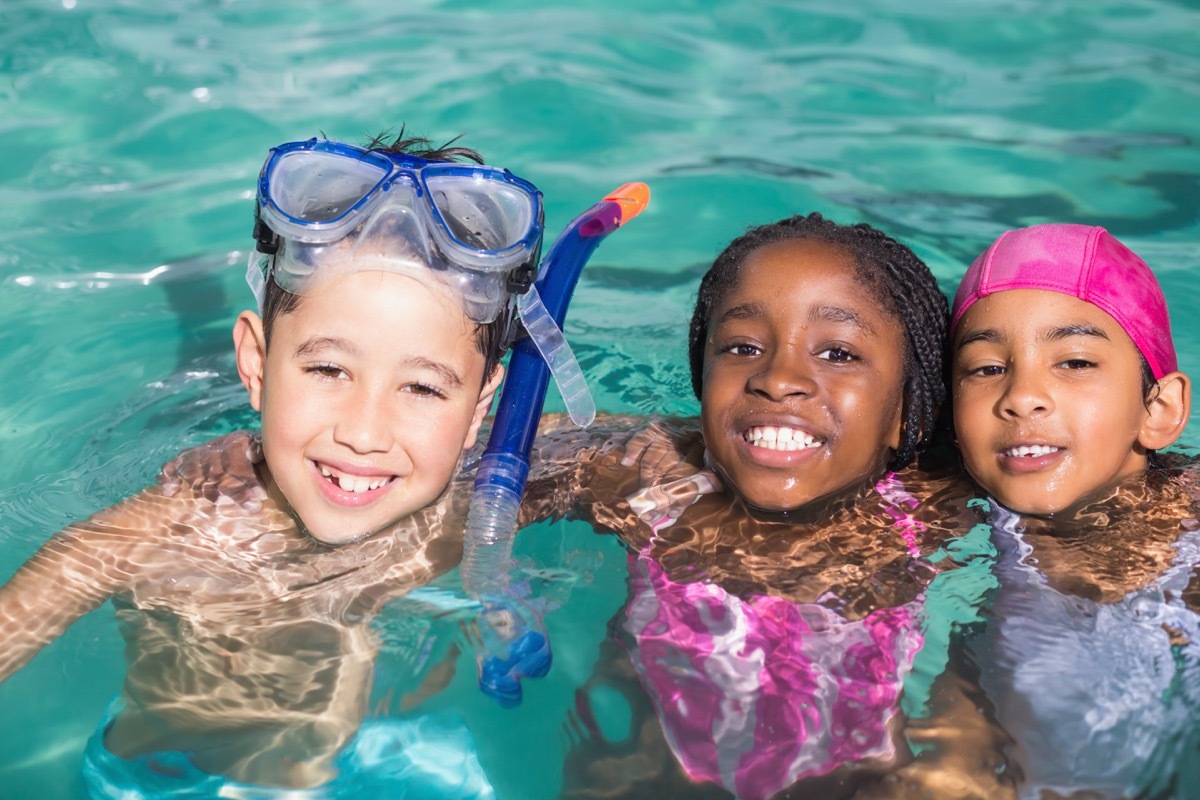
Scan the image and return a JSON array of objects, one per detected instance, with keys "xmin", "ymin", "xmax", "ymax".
[
  {"xmin": 536, "ymin": 213, "xmax": 1005, "ymax": 799},
  {"xmin": 950, "ymin": 223, "xmax": 1191, "ymax": 517},
  {"xmin": 950, "ymin": 224, "xmax": 1200, "ymax": 799}
]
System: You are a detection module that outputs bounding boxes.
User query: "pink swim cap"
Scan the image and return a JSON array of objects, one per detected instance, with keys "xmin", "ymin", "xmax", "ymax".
[{"xmin": 950, "ymin": 224, "xmax": 1177, "ymax": 379}]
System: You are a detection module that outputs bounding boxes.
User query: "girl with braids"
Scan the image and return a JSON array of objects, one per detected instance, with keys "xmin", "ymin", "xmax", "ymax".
[{"xmin": 531, "ymin": 213, "xmax": 1007, "ymax": 799}]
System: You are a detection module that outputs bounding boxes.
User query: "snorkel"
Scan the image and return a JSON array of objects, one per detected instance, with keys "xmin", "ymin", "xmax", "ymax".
[{"xmin": 462, "ymin": 183, "xmax": 650, "ymax": 707}]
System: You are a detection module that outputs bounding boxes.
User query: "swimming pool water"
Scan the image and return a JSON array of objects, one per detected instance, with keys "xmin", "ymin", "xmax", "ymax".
[{"xmin": 1, "ymin": 0, "xmax": 1199, "ymax": 797}]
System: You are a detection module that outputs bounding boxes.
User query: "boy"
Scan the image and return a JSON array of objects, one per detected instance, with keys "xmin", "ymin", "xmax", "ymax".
[{"xmin": 0, "ymin": 132, "xmax": 542, "ymax": 796}]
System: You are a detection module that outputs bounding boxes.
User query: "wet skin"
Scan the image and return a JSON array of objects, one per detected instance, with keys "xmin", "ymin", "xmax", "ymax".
[
  {"xmin": 951, "ymin": 289, "xmax": 1155, "ymax": 516},
  {"xmin": 0, "ymin": 478, "xmax": 476, "ymax": 788},
  {"xmin": 698, "ymin": 238, "xmax": 905, "ymax": 512}
]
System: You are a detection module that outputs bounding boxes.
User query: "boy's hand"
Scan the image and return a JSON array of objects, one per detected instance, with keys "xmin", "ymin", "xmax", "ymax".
[
  {"xmin": 620, "ymin": 419, "xmax": 705, "ymax": 486},
  {"xmin": 158, "ymin": 431, "xmax": 267, "ymax": 511},
  {"xmin": 620, "ymin": 420, "xmax": 723, "ymax": 531}
]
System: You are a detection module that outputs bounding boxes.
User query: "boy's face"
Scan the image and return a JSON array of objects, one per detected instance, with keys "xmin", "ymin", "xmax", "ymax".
[
  {"xmin": 951, "ymin": 288, "xmax": 1153, "ymax": 516},
  {"xmin": 699, "ymin": 238, "xmax": 905, "ymax": 512},
  {"xmin": 235, "ymin": 271, "xmax": 500, "ymax": 545}
]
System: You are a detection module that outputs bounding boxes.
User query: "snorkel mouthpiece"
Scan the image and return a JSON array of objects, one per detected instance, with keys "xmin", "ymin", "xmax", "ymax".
[{"xmin": 462, "ymin": 183, "xmax": 650, "ymax": 707}]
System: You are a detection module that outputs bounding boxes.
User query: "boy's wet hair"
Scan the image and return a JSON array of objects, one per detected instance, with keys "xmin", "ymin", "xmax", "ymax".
[
  {"xmin": 687, "ymin": 212, "xmax": 949, "ymax": 472},
  {"xmin": 260, "ymin": 129, "xmax": 508, "ymax": 381}
]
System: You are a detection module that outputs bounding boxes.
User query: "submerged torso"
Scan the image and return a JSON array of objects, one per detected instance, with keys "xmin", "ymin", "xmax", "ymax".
[
  {"xmin": 80, "ymin": 468, "xmax": 471, "ymax": 788},
  {"xmin": 968, "ymin": 474, "xmax": 1200, "ymax": 800}
]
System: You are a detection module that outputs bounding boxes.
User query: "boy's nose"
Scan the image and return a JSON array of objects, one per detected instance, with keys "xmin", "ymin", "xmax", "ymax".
[
  {"xmin": 747, "ymin": 348, "xmax": 817, "ymax": 401},
  {"xmin": 332, "ymin": 387, "xmax": 395, "ymax": 454},
  {"xmin": 998, "ymin": 366, "xmax": 1053, "ymax": 419}
]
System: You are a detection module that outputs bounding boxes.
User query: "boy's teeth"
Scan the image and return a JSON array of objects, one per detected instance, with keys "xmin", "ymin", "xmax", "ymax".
[
  {"xmin": 1006, "ymin": 445, "xmax": 1061, "ymax": 458},
  {"xmin": 318, "ymin": 464, "xmax": 390, "ymax": 493},
  {"xmin": 744, "ymin": 426, "xmax": 821, "ymax": 451}
]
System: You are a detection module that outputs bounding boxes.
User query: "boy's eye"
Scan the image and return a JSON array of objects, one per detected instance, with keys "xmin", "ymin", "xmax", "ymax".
[
  {"xmin": 402, "ymin": 382, "xmax": 448, "ymax": 399},
  {"xmin": 306, "ymin": 363, "xmax": 348, "ymax": 380},
  {"xmin": 816, "ymin": 347, "xmax": 855, "ymax": 363}
]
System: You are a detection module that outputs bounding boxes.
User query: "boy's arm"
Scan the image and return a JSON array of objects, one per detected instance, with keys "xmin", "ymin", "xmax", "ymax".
[
  {"xmin": 520, "ymin": 414, "xmax": 713, "ymax": 527},
  {"xmin": 518, "ymin": 413, "xmax": 642, "ymax": 525},
  {"xmin": 0, "ymin": 496, "xmax": 147, "ymax": 681}
]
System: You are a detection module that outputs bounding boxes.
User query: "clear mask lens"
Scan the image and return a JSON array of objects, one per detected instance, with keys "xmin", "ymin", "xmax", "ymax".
[{"xmin": 427, "ymin": 175, "xmax": 537, "ymax": 251}]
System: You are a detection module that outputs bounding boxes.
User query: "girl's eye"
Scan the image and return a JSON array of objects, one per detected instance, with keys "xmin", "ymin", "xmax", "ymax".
[
  {"xmin": 816, "ymin": 347, "xmax": 855, "ymax": 363},
  {"xmin": 403, "ymin": 382, "xmax": 448, "ymax": 399},
  {"xmin": 1059, "ymin": 359, "xmax": 1097, "ymax": 370},
  {"xmin": 306, "ymin": 363, "xmax": 348, "ymax": 380},
  {"xmin": 720, "ymin": 342, "xmax": 762, "ymax": 357},
  {"xmin": 964, "ymin": 364, "xmax": 1005, "ymax": 377}
]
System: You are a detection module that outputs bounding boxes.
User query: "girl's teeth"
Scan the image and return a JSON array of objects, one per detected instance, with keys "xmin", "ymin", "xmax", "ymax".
[
  {"xmin": 1007, "ymin": 445, "xmax": 1061, "ymax": 457},
  {"xmin": 744, "ymin": 426, "xmax": 821, "ymax": 451}
]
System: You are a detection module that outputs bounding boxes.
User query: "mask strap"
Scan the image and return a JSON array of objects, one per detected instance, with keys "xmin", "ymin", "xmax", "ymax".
[
  {"xmin": 516, "ymin": 285, "xmax": 595, "ymax": 428},
  {"xmin": 245, "ymin": 251, "xmax": 268, "ymax": 313}
]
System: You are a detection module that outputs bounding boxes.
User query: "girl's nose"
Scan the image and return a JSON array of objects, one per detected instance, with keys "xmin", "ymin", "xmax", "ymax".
[
  {"xmin": 998, "ymin": 364, "xmax": 1054, "ymax": 419},
  {"xmin": 747, "ymin": 347, "xmax": 817, "ymax": 401}
]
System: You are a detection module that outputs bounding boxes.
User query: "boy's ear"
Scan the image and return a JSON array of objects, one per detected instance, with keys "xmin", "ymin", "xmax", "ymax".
[
  {"xmin": 1139, "ymin": 371, "xmax": 1192, "ymax": 451},
  {"xmin": 233, "ymin": 311, "xmax": 268, "ymax": 412},
  {"xmin": 464, "ymin": 364, "xmax": 505, "ymax": 450}
]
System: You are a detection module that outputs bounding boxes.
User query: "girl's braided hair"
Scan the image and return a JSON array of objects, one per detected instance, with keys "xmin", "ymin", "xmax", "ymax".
[{"xmin": 687, "ymin": 212, "xmax": 949, "ymax": 471}]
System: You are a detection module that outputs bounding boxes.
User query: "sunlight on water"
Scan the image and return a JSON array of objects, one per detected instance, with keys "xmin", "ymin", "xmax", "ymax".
[{"xmin": 1, "ymin": 0, "xmax": 1198, "ymax": 797}]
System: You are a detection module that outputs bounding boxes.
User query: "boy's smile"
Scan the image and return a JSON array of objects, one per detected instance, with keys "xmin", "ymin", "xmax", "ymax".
[
  {"xmin": 951, "ymin": 289, "xmax": 1154, "ymax": 516},
  {"xmin": 235, "ymin": 270, "xmax": 499, "ymax": 545},
  {"xmin": 699, "ymin": 238, "xmax": 905, "ymax": 512}
]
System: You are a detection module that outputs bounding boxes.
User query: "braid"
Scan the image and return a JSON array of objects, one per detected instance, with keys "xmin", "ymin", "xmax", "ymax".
[{"xmin": 688, "ymin": 212, "xmax": 949, "ymax": 471}]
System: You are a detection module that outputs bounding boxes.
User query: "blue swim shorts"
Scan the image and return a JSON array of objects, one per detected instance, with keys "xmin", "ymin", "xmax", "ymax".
[{"xmin": 82, "ymin": 702, "xmax": 495, "ymax": 799}]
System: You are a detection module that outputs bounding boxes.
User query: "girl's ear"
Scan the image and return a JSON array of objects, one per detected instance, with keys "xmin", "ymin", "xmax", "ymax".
[
  {"xmin": 464, "ymin": 364, "xmax": 505, "ymax": 450},
  {"xmin": 1139, "ymin": 371, "xmax": 1192, "ymax": 451},
  {"xmin": 233, "ymin": 311, "xmax": 268, "ymax": 412},
  {"xmin": 887, "ymin": 405, "xmax": 904, "ymax": 452}
]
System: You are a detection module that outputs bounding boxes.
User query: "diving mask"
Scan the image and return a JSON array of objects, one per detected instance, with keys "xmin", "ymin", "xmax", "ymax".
[{"xmin": 249, "ymin": 137, "xmax": 543, "ymax": 324}]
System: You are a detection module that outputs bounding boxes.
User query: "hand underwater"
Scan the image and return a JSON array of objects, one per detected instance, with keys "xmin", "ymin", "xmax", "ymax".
[
  {"xmin": 621, "ymin": 420, "xmax": 723, "ymax": 532},
  {"xmin": 158, "ymin": 430, "xmax": 267, "ymax": 511}
]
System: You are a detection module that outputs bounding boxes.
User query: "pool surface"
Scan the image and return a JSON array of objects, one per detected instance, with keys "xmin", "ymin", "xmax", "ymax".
[{"xmin": 2, "ymin": 1, "xmax": 1199, "ymax": 797}]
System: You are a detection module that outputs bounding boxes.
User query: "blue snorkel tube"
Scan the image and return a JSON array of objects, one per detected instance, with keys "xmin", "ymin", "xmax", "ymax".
[{"xmin": 461, "ymin": 183, "xmax": 650, "ymax": 707}]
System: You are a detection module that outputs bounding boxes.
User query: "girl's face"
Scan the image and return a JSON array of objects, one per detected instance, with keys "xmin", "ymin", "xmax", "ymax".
[
  {"xmin": 951, "ymin": 288, "xmax": 1153, "ymax": 516},
  {"xmin": 699, "ymin": 238, "xmax": 906, "ymax": 512}
]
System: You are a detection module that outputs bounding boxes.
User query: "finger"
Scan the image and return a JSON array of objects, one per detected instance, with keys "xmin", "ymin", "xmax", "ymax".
[
  {"xmin": 619, "ymin": 423, "xmax": 663, "ymax": 467},
  {"xmin": 158, "ymin": 474, "xmax": 181, "ymax": 497}
]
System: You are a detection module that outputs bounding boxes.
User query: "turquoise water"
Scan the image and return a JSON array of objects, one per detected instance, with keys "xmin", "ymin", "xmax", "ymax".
[{"xmin": 1, "ymin": 0, "xmax": 1199, "ymax": 797}]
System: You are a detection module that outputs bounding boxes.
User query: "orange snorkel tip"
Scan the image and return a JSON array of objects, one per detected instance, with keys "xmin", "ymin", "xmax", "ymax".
[{"xmin": 603, "ymin": 182, "xmax": 651, "ymax": 223}]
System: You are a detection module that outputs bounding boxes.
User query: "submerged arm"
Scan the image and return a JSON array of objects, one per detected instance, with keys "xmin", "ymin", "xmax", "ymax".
[
  {"xmin": 0, "ymin": 492, "xmax": 153, "ymax": 681},
  {"xmin": 520, "ymin": 414, "xmax": 711, "ymax": 526}
]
